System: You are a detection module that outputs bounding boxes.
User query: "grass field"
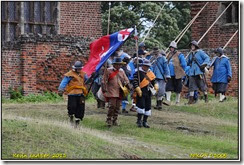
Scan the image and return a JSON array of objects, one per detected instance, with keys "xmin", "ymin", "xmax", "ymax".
[{"xmin": 1, "ymin": 96, "xmax": 239, "ymax": 160}]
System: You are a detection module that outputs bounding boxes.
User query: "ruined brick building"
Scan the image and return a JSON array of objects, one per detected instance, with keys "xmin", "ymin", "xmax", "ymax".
[
  {"xmin": 1, "ymin": 2, "xmax": 102, "ymax": 97},
  {"xmin": 1, "ymin": 1, "xmax": 239, "ymax": 97}
]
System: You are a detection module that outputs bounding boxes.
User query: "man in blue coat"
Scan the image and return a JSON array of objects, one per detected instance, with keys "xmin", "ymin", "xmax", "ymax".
[
  {"xmin": 186, "ymin": 40, "xmax": 210, "ymax": 104},
  {"xmin": 166, "ymin": 41, "xmax": 187, "ymax": 104},
  {"xmin": 210, "ymin": 47, "xmax": 232, "ymax": 102},
  {"xmin": 151, "ymin": 49, "xmax": 170, "ymax": 109}
]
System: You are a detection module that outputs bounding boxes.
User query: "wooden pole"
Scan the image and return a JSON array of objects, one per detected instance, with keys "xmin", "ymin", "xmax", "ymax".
[
  {"xmin": 185, "ymin": 2, "xmax": 233, "ymax": 59},
  {"xmin": 135, "ymin": 26, "xmax": 140, "ymax": 82},
  {"xmin": 142, "ymin": 3, "xmax": 165, "ymax": 42},
  {"xmin": 107, "ymin": 2, "xmax": 111, "ymax": 35},
  {"xmin": 165, "ymin": 2, "xmax": 209, "ymax": 54},
  {"xmin": 223, "ymin": 30, "xmax": 238, "ymax": 49}
]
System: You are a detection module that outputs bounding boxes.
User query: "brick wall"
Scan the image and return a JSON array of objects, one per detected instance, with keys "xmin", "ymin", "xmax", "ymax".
[
  {"xmin": 59, "ymin": 2, "xmax": 102, "ymax": 39},
  {"xmin": 1, "ymin": 49, "xmax": 22, "ymax": 98},
  {"xmin": 191, "ymin": 2, "xmax": 239, "ymax": 49},
  {"xmin": 2, "ymin": 34, "xmax": 92, "ymax": 97},
  {"xmin": 1, "ymin": 1, "xmax": 102, "ymax": 98}
]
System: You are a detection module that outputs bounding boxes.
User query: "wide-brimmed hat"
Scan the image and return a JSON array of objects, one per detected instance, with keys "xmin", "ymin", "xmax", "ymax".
[
  {"xmin": 189, "ymin": 40, "xmax": 200, "ymax": 49},
  {"xmin": 72, "ymin": 61, "xmax": 83, "ymax": 69},
  {"xmin": 112, "ymin": 57, "xmax": 125, "ymax": 65},
  {"xmin": 142, "ymin": 59, "xmax": 151, "ymax": 67},
  {"xmin": 215, "ymin": 47, "xmax": 224, "ymax": 55}
]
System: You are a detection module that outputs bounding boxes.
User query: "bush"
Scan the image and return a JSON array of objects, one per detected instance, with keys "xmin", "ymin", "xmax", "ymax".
[{"xmin": 8, "ymin": 87, "xmax": 23, "ymax": 99}]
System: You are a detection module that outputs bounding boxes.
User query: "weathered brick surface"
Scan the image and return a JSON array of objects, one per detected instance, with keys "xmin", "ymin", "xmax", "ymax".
[
  {"xmin": 59, "ymin": 2, "xmax": 102, "ymax": 39},
  {"xmin": 1, "ymin": 50, "xmax": 22, "ymax": 98}
]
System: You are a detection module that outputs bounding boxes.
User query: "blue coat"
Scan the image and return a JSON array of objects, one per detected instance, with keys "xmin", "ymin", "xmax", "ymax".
[
  {"xmin": 186, "ymin": 49, "xmax": 210, "ymax": 76},
  {"xmin": 168, "ymin": 53, "xmax": 187, "ymax": 77},
  {"xmin": 151, "ymin": 55, "xmax": 170, "ymax": 80},
  {"xmin": 211, "ymin": 55, "xmax": 232, "ymax": 83}
]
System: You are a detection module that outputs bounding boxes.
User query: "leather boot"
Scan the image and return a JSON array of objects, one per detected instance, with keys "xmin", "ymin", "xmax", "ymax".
[
  {"xmin": 154, "ymin": 101, "xmax": 159, "ymax": 109},
  {"xmin": 188, "ymin": 96, "xmax": 194, "ymax": 104},
  {"xmin": 97, "ymin": 99, "xmax": 100, "ymax": 108},
  {"xmin": 68, "ymin": 114, "xmax": 74, "ymax": 126},
  {"xmin": 158, "ymin": 100, "xmax": 162, "ymax": 110},
  {"xmin": 101, "ymin": 101, "xmax": 105, "ymax": 109},
  {"xmin": 136, "ymin": 114, "xmax": 143, "ymax": 127},
  {"xmin": 143, "ymin": 115, "xmax": 150, "ymax": 128},
  {"xmin": 106, "ymin": 118, "xmax": 112, "ymax": 127},
  {"xmin": 204, "ymin": 94, "xmax": 208, "ymax": 103},
  {"xmin": 75, "ymin": 119, "xmax": 80, "ymax": 128}
]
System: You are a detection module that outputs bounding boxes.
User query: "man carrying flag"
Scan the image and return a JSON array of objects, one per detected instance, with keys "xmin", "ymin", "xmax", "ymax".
[{"xmin": 102, "ymin": 57, "xmax": 130, "ymax": 127}]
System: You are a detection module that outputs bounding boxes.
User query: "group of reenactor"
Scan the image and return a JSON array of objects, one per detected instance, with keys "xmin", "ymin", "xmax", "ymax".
[{"xmin": 58, "ymin": 40, "xmax": 232, "ymax": 128}]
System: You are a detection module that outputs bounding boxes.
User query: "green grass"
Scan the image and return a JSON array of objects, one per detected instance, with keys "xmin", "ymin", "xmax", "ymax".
[{"xmin": 1, "ymin": 96, "xmax": 239, "ymax": 160}]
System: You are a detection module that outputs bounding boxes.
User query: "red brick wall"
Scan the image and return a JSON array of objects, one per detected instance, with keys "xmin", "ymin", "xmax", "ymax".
[
  {"xmin": 1, "ymin": 50, "xmax": 22, "ymax": 98},
  {"xmin": 191, "ymin": 2, "xmax": 239, "ymax": 49},
  {"xmin": 59, "ymin": 2, "xmax": 102, "ymax": 39}
]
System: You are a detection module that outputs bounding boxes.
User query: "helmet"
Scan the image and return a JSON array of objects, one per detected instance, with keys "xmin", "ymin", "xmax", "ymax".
[
  {"xmin": 215, "ymin": 47, "xmax": 224, "ymax": 55},
  {"xmin": 169, "ymin": 41, "xmax": 177, "ymax": 49},
  {"xmin": 72, "ymin": 61, "xmax": 83, "ymax": 69},
  {"xmin": 190, "ymin": 40, "xmax": 199, "ymax": 49}
]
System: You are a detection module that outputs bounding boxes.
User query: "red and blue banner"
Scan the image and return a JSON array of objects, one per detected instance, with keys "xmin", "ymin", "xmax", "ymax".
[{"xmin": 82, "ymin": 28, "xmax": 134, "ymax": 76}]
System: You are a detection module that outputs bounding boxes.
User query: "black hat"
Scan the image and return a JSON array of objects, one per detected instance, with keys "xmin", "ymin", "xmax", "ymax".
[
  {"xmin": 72, "ymin": 61, "xmax": 83, "ymax": 69},
  {"xmin": 112, "ymin": 57, "xmax": 125, "ymax": 64},
  {"xmin": 215, "ymin": 47, "xmax": 224, "ymax": 55}
]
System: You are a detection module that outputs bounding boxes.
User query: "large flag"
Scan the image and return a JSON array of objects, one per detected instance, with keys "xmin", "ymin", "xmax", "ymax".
[{"xmin": 82, "ymin": 28, "xmax": 134, "ymax": 76}]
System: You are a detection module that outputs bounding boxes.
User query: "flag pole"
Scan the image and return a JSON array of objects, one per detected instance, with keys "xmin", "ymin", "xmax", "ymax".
[
  {"xmin": 142, "ymin": 3, "xmax": 165, "ymax": 43},
  {"xmin": 135, "ymin": 26, "xmax": 140, "ymax": 83},
  {"xmin": 185, "ymin": 2, "xmax": 233, "ymax": 59}
]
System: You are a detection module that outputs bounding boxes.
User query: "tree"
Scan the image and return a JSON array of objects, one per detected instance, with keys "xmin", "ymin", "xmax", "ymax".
[{"xmin": 101, "ymin": 2, "xmax": 191, "ymax": 49}]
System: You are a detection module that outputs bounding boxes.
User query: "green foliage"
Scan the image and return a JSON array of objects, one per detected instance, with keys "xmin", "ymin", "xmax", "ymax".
[
  {"xmin": 8, "ymin": 86, "xmax": 23, "ymax": 99},
  {"xmin": 101, "ymin": 2, "xmax": 191, "ymax": 49},
  {"xmin": 2, "ymin": 92, "xmax": 64, "ymax": 104}
]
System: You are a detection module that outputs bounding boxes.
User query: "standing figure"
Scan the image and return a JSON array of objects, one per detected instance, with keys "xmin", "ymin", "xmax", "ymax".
[
  {"xmin": 186, "ymin": 40, "xmax": 210, "ymax": 104},
  {"xmin": 91, "ymin": 66, "xmax": 105, "ymax": 109},
  {"xmin": 166, "ymin": 41, "xmax": 187, "ymax": 104},
  {"xmin": 58, "ymin": 61, "xmax": 88, "ymax": 128},
  {"xmin": 133, "ymin": 59, "xmax": 158, "ymax": 128},
  {"xmin": 151, "ymin": 50, "xmax": 170, "ymax": 109},
  {"xmin": 210, "ymin": 47, "xmax": 232, "ymax": 102},
  {"xmin": 102, "ymin": 57, "xmax": 130, "ymax": 127}
]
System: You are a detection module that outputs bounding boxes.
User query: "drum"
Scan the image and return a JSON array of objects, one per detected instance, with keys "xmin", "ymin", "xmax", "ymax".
[{"xmin": 97, "ymin": 87, "xmax": 105, "ymax": 102}]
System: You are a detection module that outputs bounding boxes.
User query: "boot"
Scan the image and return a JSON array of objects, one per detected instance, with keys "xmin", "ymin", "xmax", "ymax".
[
  {"xmin": 188, "ymin": 96, "xmax": 194, "ymax": 104},
  {"xmin": 69, "ymin": 114, "xmax": 74, "ymax": 126},
  {"xmin": 154, "ymin": 100, "xmax": 160, "ymax": 109},
  {"xmin": 112, "ymin": 120, "xmax": 119, "ymax": 126},
  {"xmin": 97, "ymin": 99, "xmax": 100, "ymax": 108},
  {"xmin": 158, "ymin": 100, "xmax": 162, "ymax": 110},
  {"xmin": 204, "ymin": 94, "xmax": 208, "ymax": 103},
  {"xmin": 143, "ymin": 115, "xmax": 150, "ymax": 128},
  {"xmin": 101, "ymin": 101, "xmax": 105, "ymax": 109},
  {"xmin": 136, "ymin": 114, "xmax": 143, "ymax": 127},
  {"xmin": 75, "ymin": 119, "xmax": 80, "ymax": 128},
  {"xmin": 106, "ymin": 118, "xmax": 112, "ymax": 127}
]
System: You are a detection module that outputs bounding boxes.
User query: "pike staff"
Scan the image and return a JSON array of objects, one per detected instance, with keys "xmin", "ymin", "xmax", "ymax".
[
  {"xmin": 142, "ymin": 3, "xmax": 165, "ymax": 42},
  {"xmin": 185, "ymin": 2, "xmax": 233, "ymax": 59},
  {"xmin": 165, "ymin": 2, "xmax": 209, "ymax": 55}
]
